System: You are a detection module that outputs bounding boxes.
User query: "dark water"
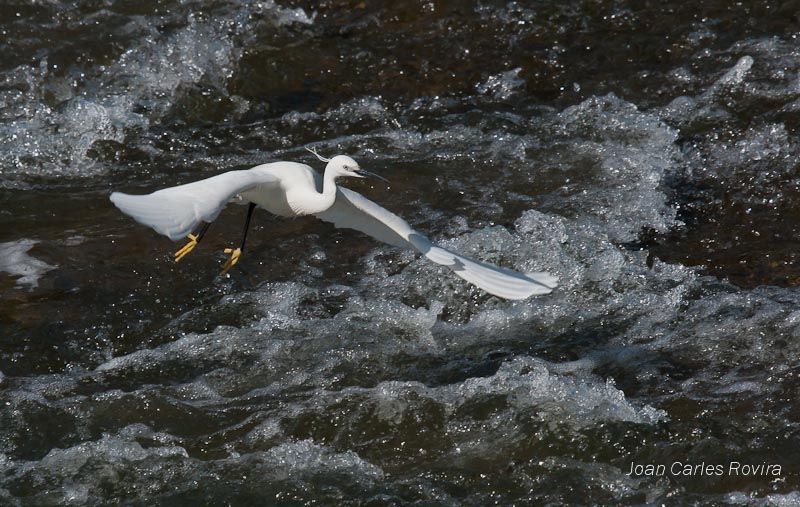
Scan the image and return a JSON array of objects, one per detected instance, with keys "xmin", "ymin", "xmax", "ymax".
[{"xmin": 2, "ymin": 1, "xmax": 800, "ymax": 505}]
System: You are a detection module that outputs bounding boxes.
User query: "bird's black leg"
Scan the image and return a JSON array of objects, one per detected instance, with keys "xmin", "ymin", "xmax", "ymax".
[
  {"xmin": 239, "ymin": 202, "xmax": 256, "ymax": 252},
  {"xmin": 196, "ymin": 222, "xmax": 211, "ymax": 242},
  {"xmin": 221, "ymin": 202, "xmax": 256, "ymax": 275},
  {"xmin": 174, "ymin": 222, "xmax": 212, "ymax": 262}
]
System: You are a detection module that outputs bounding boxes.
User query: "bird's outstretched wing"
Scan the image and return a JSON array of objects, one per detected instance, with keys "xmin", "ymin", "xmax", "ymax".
[
  {"xmin": 110, "ymin": 170, "xmax": 278, "ymax": 240},
  {"xmin": 315, "ymin": 187, "xmax": 558, "ymax": 300}
]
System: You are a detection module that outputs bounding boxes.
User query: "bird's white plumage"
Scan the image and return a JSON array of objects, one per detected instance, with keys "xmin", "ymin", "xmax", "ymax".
[
  {"xmin": 315, "ymin": 186, "xmax": 414, "ymax": 249},
  {"xmin": 110, "ymin": 155, "xmax": 558, "ymax": 300},
  {"xmin": 110, "ymin": 170, "xmax": 278, "ymax": 240},
  {"xmin": 316, "ymin": 187, "xmax": 557, "ymax": 299}
]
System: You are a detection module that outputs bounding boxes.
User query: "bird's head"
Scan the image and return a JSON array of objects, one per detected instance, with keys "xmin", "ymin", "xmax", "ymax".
[{"xmin": 306, "ymin": 148, "xmax": 389, "ymax": 184}]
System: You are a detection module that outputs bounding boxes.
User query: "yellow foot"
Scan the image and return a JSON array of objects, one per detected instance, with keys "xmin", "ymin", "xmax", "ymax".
[
  {"xmin": 220, "ymin": 247, "xmax": 242, "ymax": 275},
  {"xmin": 174, "ymin": 234, "xmax": 200, "ymax": 262}
]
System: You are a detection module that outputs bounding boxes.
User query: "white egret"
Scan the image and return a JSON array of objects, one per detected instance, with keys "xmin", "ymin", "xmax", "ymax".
[{"xmin": 110, "ymin": 148, "xmax": 557, "ymax": 300}]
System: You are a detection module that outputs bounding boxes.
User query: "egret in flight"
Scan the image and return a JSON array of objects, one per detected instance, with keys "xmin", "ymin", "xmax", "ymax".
[{"xmin": 110, "ymin": 148, "xmax": 557, "ymax": 300}]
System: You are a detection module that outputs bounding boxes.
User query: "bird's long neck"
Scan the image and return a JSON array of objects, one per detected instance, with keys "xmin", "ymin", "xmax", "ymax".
[
  {"xmin": 287, "ymin": 167, "xmax": 339, "ymax": 216},
  {"xmin": 299, "ymin": 168, "xmax": 338, "ymax": 214},
  {"xmin": 320, "ymin": 169, "xmax": 339, "ymax": 208}
]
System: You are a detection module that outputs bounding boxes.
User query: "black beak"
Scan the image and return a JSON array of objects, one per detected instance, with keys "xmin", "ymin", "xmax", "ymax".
[{"xmin": 356, "ymin": 169, "xmax": 390, "ymax": 184}]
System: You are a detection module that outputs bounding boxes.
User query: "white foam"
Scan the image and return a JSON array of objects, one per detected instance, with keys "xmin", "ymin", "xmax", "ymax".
[
  {"xmin": 259, "ymin": 440, "xmax": 383, "ymax": 481},
  {"xmin": 243, "ymin": 419, "xmax": 283, "ymax": 447},
  {"xmin": 551, "ymin": 93, "xmax": 680, "ymax": 241},
  {"xmin": 726, "ymin": 491, "xmax": 800, "ymax": 506},
  {"xmin": 0, "ymin": 239, "xmax": 55, "ymax": 289},
  {"xmin": 260, "ymin": 0, "xmax": 315, "ymax": 26},
  {"xmin": 40, "ymin": 434, "xmax": 188, "ymax": 471},
  {"xmin": 440, "ymin": 356, "xmax": 666, "ymax": 426},
  {"xmin": 0, "ymin": 1, "xmax": 315, "ymax": 179},
  {"xmin": 97, "ymin": 281, "xmax": 312, "ymax": 372},
  {"xmin": 703, "ymin": 55, "xmax": 753, "ymax": 99},
  {"xmin": 476, "ymin": 68, "xmax": 524, "ymax": 100}
]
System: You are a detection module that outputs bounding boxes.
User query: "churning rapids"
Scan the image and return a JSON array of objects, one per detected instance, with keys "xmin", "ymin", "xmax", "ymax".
[{"xmin": 2, "ymin": 1, "xmax": 800, "ymax": 505}]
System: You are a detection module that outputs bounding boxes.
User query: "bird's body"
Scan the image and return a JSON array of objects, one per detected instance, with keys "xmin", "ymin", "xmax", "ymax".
[
  {"xmin": 110, "ymin": 152, "xmax": 558, "ymax": 300},
  {"xmin": 241, "ymin": 162, "xmax": 323, "ymax": 217}
]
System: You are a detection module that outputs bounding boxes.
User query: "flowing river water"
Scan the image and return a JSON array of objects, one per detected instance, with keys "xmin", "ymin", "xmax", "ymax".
[{"xmin": 1, "ymin": 1, "xmax": 800, "ymax": 505}]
